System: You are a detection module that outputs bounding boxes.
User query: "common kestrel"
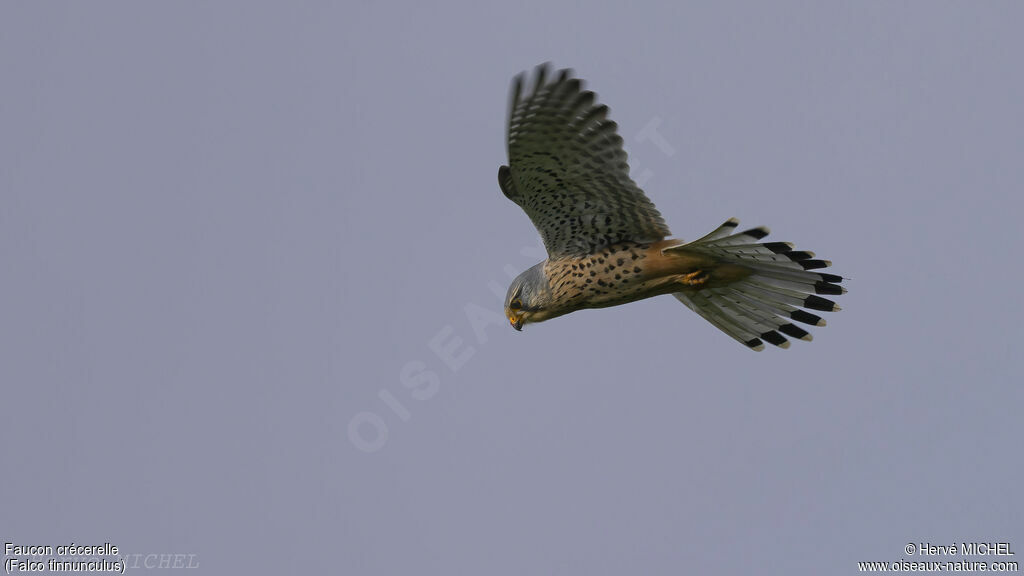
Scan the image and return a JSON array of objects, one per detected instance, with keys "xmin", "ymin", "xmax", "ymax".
[{"xmin": 499, "ymin": 64, "xmax": 845, "ymax": 350}]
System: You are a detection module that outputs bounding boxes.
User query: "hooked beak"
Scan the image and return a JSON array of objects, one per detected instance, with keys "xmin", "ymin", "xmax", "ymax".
[{"xmin": 508, "ymin": 314, "xmax": 523, "ymax": 331}]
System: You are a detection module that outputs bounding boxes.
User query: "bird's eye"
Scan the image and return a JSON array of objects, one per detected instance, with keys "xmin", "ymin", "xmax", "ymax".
[{"xmin": 509, "ymin": 298, "xmax": 523, "ymax": 310}]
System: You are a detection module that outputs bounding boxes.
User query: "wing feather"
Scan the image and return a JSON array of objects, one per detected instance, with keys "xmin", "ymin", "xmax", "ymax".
[{"xmin": 499, "ymin": 64, "xmax": 670, "ymax": 258}]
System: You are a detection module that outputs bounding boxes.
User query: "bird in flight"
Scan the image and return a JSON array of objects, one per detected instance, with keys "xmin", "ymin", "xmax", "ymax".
[{"xmin": 499, "ymin": 64, "xmax": 845, "ymax": 350}]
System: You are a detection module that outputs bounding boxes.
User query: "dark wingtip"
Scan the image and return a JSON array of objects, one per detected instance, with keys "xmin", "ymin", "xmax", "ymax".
[
  {"xmin": 804, "ymin": 294, "xmax": 840, "ymax": 312},
  {"xmin": 744, "ymin": 338, "xmax": 765, "ymax": 351},
  {"xmin": 742, "ymin": 227, "xmax": 770, "ymax": 240},
  {"xmin": 814, "ymin": 282, "xmax": 845, "ymax": 296},
  {"xmin": 509, "ymin": 72, "xmax": 525, "ymax": 113},
  {"xmin": 533, "ymin": 62, "xmax": 550, "ymax": 93},
  {"xmin": 799, "ymin": 260, "xmax": 832, "ymax": 270},
  {"xmin": 778, "ymin": 323, "xmax": 812, "ymax": 341},
  {"xmin": 498, "ymin": 165, "xmax": 516, "ymax": 200},
  {"xmin": 786, "ymin": 251, "xmax": 814, "ymax": 261},
  {"xmin": 760, "ymin": 330, "xmax": 790, "ymax": 348},
  {"xmin": 791, "ymin": 310, "xmax": 825, "ymax": 326},
  {"xmin": 763, "ymin": 241, "xmax": 791, "ymax": 253}
]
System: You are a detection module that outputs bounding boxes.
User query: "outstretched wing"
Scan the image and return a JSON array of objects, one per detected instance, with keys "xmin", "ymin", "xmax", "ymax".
[{"xmin": 498, "ymin": 64, "xmax": 671, "ymax": 258}]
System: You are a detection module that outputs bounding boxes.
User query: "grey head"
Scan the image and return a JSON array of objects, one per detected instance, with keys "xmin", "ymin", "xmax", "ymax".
[{"xmin": 504, "ymin": 262, "xmax": 553, "ymax": 331}]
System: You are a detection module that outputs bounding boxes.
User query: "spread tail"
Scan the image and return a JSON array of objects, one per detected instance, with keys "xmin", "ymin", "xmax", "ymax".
[{"xmin": 665, "ymin": 218, "xmax": 845, "ymax": 351}]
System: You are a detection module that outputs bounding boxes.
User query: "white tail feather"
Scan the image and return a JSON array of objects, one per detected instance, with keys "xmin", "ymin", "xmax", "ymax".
[{"xmin": 666, "ymin": 219, "xmax": 844, "ymax": 350}]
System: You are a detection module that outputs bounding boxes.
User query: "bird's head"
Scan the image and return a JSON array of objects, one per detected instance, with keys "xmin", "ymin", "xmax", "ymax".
[{"xmin": 504, "ymin": 263, "xmax": 554, "ymax": 331}]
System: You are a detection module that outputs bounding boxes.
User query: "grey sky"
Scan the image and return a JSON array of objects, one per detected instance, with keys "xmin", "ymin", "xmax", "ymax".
[{"xmin": 2, "ymin": 2, "xmax": 1021, "ymax": 574}]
